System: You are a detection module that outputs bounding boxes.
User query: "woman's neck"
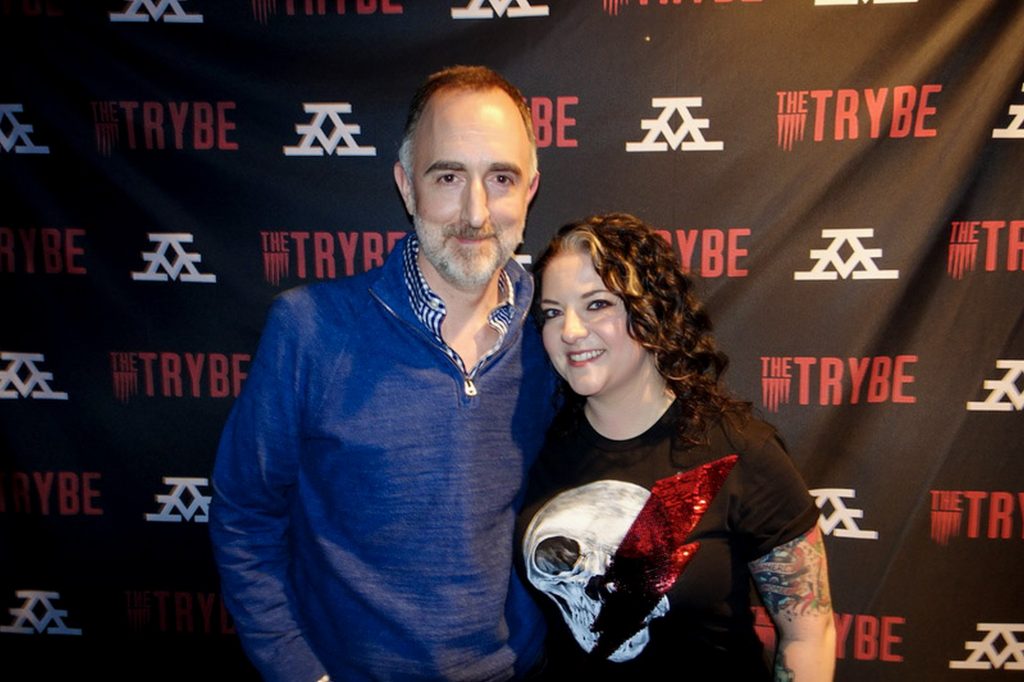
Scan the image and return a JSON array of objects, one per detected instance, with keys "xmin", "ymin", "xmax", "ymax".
[{"xmin": 584, "ymin": 373, "xmax": 675, "ymax": 441}]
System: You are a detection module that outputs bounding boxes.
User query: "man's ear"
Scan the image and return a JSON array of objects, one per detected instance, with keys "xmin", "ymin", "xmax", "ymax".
[
  {"xmin": 526, "ymin": 171, "xmax": 540, "ymax": 204},
  {"xmin": 394, "ymin": 162, "xmax": 415, "ymax": 215}
]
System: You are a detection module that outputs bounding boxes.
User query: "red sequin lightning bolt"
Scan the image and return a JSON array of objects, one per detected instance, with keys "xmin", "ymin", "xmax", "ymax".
[{"xmin": 590, "ymin": 454, "xmax": 738, "ymax": 658}]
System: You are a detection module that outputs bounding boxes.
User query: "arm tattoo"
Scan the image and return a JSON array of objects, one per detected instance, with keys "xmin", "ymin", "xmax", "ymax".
[
  {"xmin": 774, "ymin": 649, "xmax": 795, "ymax": 682},
  {"xmin": 750, "ymin": 525, "xmax": 832, "ymax": 622}
]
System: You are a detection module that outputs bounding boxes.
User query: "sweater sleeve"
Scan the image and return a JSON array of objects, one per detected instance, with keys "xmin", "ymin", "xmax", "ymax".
[{"xmin": 209, "ymin": 293, "xmax": 328, "ymax": 682}]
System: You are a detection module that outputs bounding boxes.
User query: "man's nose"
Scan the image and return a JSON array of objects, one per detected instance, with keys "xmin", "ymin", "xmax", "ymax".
[{"xmin": 461, "ymin": 178, "xmax": 489, "ymax": 229}]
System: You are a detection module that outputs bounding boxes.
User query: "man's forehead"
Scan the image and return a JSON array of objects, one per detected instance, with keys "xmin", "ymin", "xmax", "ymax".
[
  {"xmin": 418, "ymin": 88, "xmax": 528, "ymax": 141},
  {"xmin": 426, "ymin": 85, "xmax": 516, "ymax": 111},
  {"xmin": 408, "ymin": 86, "xmax": 535, "ymax": 177}
]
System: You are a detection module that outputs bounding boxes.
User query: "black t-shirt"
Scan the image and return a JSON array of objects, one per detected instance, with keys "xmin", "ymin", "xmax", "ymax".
[{"xmin": 517, "ymin": 403, "xmax": 818, "ymax": 679}]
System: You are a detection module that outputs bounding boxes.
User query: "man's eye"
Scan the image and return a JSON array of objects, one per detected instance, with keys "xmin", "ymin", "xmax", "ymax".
[{"xmin": 494, "ymin": 174, "xmax": 513, "ymax": 185}]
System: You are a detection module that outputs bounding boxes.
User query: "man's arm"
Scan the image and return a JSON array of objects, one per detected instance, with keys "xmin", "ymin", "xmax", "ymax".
[
  {"xmin": 749, "ymin": 525, "xmax": 836, "ymax": 682},
  {"xmin": 209, "ymin": 296, "xmax": 328, "ymax": 682}
]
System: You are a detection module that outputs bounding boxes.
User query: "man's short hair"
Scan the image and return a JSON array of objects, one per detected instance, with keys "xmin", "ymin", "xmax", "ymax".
[{"xmin": 398, "ymin": 65, "xmax": 538, "ymax": 179}]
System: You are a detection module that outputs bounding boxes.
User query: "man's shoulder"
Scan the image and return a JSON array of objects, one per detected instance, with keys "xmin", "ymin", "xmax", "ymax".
[
  {"xmin": 255, "ymin": 276, "xmax": 377, "ymax": 354},
  {"xmin": 277, "ymin": 233, "xmax": 409, "ymax": 310},
  {"xmin": 276, "ymin": 270, "xmax": 378, "ymax": 315}
]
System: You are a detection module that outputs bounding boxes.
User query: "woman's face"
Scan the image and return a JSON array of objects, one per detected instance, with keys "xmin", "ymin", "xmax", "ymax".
[{"xmin": 539, "ymin": 250, "xmax": 659, "ymax": 403}]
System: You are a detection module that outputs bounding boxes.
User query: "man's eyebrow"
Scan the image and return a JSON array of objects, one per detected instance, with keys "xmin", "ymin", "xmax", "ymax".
[
  {"xmin": 488, "ymin": 162, "xmax": 523, "ymax": 177},
  {"xmin": 424, "ymin": 160, "xmax": 466, "ymax": 174},
  {"xmin": 422, "ymin": 161, "xmax": 524, "ymax": 176}
]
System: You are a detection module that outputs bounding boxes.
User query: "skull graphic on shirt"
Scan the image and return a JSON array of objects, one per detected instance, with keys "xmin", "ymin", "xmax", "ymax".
[
  {"xmin": 522, "ymin": 480, "xmax": 668, "ymax": 661},
  {"xmin": 522, "ymin": 455, "xmax": 739, "ymax": 662}
]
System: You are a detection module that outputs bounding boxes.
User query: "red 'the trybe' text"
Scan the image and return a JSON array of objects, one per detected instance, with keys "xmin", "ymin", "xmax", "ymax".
[
  {"xmin": 762, "ymin": 355, "xmax": 917, "ymax": 405},
  {"xmin": 261, "ymin": 230, "xmax": 405, "ymax": 279},
  {"xmin": 932, "ymin": 490, "xmax": 1024, "ymax": 540},
  {"xmin": 0, "ymin": 228, "xmax": 86, "ymax": 274},
  {"xmin": 2, "ymin": 1, "xmax": 64, "ymax": 16},
  {"xmin": 530, "ymin": 97, "xmax": 578, "ymax": 148},
  {"xmin": 754, "ymin": 607, "xmax": 904, "ymax": 663},
  {"xmin": 950, "ymin": 220, "xmax": 1024, "ymax": 272},
  {"xmin": 125, "ymin": 591, "xmax": 235, "ymax": 635},
  {"xmin": 281, "ymin": 0, "xmax": 403, "ymax": 14},
  {"xmin": 656, "ymin": 228, "xmax": 750, "ymax": 278},
  {"xmin": 91, "ymin": 101, "xmax": 239, "ymax": 151},
  {"xmin": 0, "ymin": 471, "xmax": 103, "ymax": 515},
  {"xmin": 777, "ymin": 85, "xmax": 941, "ymax": 141},
  {"xmin": 110, "ymin": 352, "xmax": 250, "ymax": 399}
]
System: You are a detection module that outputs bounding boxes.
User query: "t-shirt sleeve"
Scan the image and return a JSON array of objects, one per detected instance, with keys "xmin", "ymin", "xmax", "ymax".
[{"xmin": 731, "ymin": 420, "xmax": 819, "ymax": 561}]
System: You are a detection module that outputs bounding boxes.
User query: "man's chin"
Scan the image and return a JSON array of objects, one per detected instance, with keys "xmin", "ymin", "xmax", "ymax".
[{"xmin": 439, "ymin": 253, "xmax": 504, "ymax": 289}]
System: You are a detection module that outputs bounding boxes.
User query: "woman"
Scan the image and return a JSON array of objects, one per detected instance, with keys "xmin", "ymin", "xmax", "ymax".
[{"xmin": 519, "ymin": 213, "xmax": 835, "ymax": 679}]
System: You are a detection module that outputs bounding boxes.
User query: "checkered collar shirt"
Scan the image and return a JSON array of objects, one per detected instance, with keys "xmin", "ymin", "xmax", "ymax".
[{"xmin": 402, "ymin": 233, "xmax": 517, "ymax": 377}]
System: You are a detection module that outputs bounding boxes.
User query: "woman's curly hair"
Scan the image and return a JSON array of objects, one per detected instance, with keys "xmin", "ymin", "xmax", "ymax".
[{"xmin": 534, "ymin": 212, "xmax": 749, "ymax": 445}]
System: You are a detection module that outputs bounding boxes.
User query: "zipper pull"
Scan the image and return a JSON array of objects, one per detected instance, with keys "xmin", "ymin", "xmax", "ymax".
[{"xmin": 464, "ymin": 377, "xmax": 478, "ymax": 397}]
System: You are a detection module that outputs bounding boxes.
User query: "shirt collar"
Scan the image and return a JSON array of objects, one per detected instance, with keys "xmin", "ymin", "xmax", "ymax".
[
  {"xmin": 402, "ymin": 233, "xmax": 515, "ymax": 332},
  {"xmin": 403, "ymin": 233, "xmax": 444, "ymax": 323}
]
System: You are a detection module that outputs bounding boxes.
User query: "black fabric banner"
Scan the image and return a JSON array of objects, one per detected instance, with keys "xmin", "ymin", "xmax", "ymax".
[{"xmin": 2, "ymin": 1, "xmax": 1023, "ymax": 679}]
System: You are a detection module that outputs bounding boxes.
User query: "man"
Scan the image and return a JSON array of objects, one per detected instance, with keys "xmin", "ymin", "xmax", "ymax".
[{"xmin": 210, "ymin": 66, "xmax": 555, "ymax": 681}]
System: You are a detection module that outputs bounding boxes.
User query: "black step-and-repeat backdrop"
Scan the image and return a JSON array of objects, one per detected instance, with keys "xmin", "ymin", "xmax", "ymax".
[{"xmin": 3, "ymin": 1, "xmax": 1022, "ymax": 679}]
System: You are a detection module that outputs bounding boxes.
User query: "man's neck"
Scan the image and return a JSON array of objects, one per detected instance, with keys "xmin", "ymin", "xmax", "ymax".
[{"xmin": 419, "ymin": 255, "xmax": 506, "ymax": 370}]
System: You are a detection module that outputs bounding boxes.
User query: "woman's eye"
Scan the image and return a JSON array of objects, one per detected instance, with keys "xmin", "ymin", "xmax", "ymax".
[
  {"xmin": 541, "ymin": 308, "xmax": 561, "ymax": 320},
  {"xmin": 587, "ymin": 299, "xmax": 613, "ymax": 310}
]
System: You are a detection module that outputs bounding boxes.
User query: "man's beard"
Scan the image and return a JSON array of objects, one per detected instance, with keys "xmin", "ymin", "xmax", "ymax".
[{"xmin": 415, "ymin": 215, "xmax": 521, "ymax": 290}]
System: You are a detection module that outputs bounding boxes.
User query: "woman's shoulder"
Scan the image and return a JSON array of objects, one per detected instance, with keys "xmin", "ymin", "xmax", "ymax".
[{"xmin": 706, "ymin": 410, "xmax": 785, "ymax": 457}]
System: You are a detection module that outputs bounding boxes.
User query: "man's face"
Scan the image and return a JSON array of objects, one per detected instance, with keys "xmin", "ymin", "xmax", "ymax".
[{"xmin": 395, "ymin": 88, "xmax": 539, "ymax": 291}]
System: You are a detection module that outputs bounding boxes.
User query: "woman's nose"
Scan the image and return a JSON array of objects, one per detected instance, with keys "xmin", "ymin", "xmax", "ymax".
[{"xmin": 561, "ymin": 309, "xmax": 587, "ymax": 344}]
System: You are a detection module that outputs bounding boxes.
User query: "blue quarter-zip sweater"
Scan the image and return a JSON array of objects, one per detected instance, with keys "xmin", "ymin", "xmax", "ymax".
[{"xmin": 210, "ymin": 236, "xmax": 556, "ymax": 681}]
